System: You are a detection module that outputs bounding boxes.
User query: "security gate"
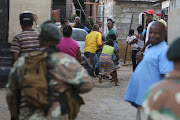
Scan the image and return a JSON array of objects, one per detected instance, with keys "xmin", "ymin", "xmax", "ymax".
[
  {"xmin": 52, "ymin": 0, "xmax": 66, "ymax": 21},
  {"xmin": 0, "ymin": 0, "xmax": 9, "ymax": 44}
]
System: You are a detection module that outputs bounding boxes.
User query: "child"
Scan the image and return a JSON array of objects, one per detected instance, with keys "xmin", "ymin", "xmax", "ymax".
[
  {"xmin": 98, "ymin": 39, "xmax": 119, "ymax": 86},
  {"xmin": 126, "ymin": 29, "xmax": 140, "ymax": 71},
  {"xmin": 108, "ymin": 34, "xmax": 119, "ymax": 67},
  {"xmin": 108, "ymin": 34, "xmax": 120, "ymax": 82},
  {"xmin": 136, "ymin": 26, "xmax": 144, "ymax": 50}
]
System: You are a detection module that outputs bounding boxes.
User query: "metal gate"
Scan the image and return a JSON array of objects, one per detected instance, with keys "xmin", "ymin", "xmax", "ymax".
[
  {"xmin": 0, "ymin": 0, "xmax": 9, "ymax": 44},
  {"xmin": 52, "ymin": 0, "xmax": 66, "ymax": 21}
]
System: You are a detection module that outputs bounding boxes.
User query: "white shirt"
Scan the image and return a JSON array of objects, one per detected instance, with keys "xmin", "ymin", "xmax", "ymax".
[
  {"xmin": 126, "ymin": 36, "xmax": 138, "ymax": 50},
  {"xmin": 112, "ymin": 26, "xmax": 118, "ymax": 38},
  {"xmin": 145, "ymin": 21, "xmax": 155, "ymax": 43},
  {"xmin": 137, "ymin": 34, "xmax": 144, "ymax": 49}
]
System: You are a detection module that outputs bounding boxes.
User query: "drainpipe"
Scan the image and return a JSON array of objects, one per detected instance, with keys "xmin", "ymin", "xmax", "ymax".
[{"xmin": 102, "ymin": 1, "xmax": 105, "ymax": 31}]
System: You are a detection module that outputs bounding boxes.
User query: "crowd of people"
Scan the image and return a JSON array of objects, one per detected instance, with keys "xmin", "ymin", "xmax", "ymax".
[{"xmin": 7, "ymin": 8, "xmax": 180, "ymax": 120}]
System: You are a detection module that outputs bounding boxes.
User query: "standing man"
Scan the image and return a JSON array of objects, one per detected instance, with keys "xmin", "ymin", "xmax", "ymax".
[
  {"xmin": 124, "ymin": 21, "xmax": 173, "ymax": 120},
  {"xmin": 6, "ymin": 20, "xmax": 93, "ymax": 120},
  {"xmin": 10, "ymin": 11, "xmax": 40, "ymax": 66},
  {"xmin": 107, "ymin": 19, "xmax": 118, "ymax": 38},
  {"xmin": 144, "ymin": 9, "xmax": 155, "ymax": 43},
  {"xmin": 60, "ymin": 18, "xmax": 69, "ymax": 33},
  {"xmin": 140, "ymin": 9, "xmax": 155, "ymax": 52},
  {"xmin": 73, "ymin": 16, "xmax": 89, "ymax": 32},
  {"xmin": 143, "ymin": 37, "xmax": 180, "ymax": 120},
  {"xmin": 106, "ymin": 20, "xmax": 115, "ymax": 41},
  {"xmin": 96, "ymin": 19, "xmax": 105, "ymax": 42},
  {"xmin": 84, "ymin": 24, "xmax": 102, "ymax": 76},
  {"xmin": 164, "ymin": 13, "xmax": 168, "ymax": 22}
]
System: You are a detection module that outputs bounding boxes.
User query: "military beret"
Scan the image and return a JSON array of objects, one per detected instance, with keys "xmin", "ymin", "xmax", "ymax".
[
  {"xmin": 167, "ymin": 37, "xmax": 180, "ymax": 61},
  {"xmin": 40, "ymin": 20, "xmax": 62, "ymax": 42}
]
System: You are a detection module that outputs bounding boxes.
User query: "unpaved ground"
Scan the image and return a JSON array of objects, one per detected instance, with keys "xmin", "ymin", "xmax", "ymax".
[
  {"xmin": 0, "ymin": 65, "xmax": 136, "ymax": 120},
  {"xmin": 77, "ymin": 65, "xmax": 136, "ymax": 120}
]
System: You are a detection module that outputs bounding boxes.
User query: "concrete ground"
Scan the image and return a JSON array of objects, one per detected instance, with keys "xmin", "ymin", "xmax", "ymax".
[{"xmin": 0, "ymin": 65, "xmax": 136, "ymax": 120}]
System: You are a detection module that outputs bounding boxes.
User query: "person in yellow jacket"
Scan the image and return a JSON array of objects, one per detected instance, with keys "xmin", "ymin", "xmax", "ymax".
[{"xmin": 84, "ymin": 24, "xmax": 102, "ymax": 76}]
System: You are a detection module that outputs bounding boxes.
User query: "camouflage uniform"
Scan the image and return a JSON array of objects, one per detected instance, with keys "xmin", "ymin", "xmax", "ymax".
[
  {"xmin": 6, "ymin": 52, "xmax": 93, "ymax": 120},
  {"xmin": 143, "ymin": 70, "xmax": 180, "ymax": 120}
]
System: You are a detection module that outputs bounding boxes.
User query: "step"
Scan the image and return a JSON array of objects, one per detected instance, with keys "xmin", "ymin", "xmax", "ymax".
[
  {"xmin": 0, "ymin": 66, "xmax": 11, "ymax": 88},
  {"xmin": 0, "ymin": 49, "xmax": 11, "ymax": 57},
  {"xmin": 0, "ymin": 43, "xmax": 11, "ymax": 49},
  {"xmin": 0, "ymin": 57, "xmax": 12, "ymax": 67}
]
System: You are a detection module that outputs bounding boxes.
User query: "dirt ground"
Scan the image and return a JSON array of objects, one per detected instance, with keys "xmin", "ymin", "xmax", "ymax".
[{"xmin": 0, "ymin": 64, "xmax": 136, "ymax": 120}]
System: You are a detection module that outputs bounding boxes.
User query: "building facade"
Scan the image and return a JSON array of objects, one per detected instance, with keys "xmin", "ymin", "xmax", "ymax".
[
  {"xmin": 100, "ymin": 0, "xmax": 161, "ymax": 60},
  {"xmin": 168, "ymin": 0, "xmax": 180, "ymax": 44},
  {"xmin": 0, "ymin": 0, "xmax": 9, "ymax": 45},
  {"xmin": 52, "ymin": 0, "xmax": 73, "ymax": 21},
  {"xmin": 8, "ymin": 0, "xmax": 51, "ymax": 42}
]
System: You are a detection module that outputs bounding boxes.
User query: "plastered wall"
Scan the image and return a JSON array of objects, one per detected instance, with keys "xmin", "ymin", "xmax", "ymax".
[
  {"xmin": 8, "ymin": 0, "xmax": 51, "ymax": 42},
  {"xmin": 168, "ymin": 8, "xmax": 180, "ymax": 44}
]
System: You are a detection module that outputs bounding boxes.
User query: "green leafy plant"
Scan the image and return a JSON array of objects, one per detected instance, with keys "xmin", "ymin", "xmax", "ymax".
[
  {"xmin": 70, "ymin": 14, "xmax": 78, "ymax": 22},
  {"xmin": 51, "ymin": 17, "xmax": 57, "ymax": 23}
]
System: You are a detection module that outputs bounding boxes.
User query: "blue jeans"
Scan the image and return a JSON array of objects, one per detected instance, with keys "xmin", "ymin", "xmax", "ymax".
[
  {"xmin": 95, "ymin": 51, "xmax": 101, "ymax": 68},
  {"xmin": 84, "ymin": 52, "xmax": 95, "ymax": 76}
]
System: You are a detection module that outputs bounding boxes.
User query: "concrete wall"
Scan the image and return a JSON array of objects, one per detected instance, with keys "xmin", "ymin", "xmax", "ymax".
[
  {"xmin": 103, "ymin": 0, "xmax": 161, "ymax": 60},
  {"xmin": 162, "ymin": 0, "xmax": 170, "ymax": 9},
  {"xmin": 169, "ymin": 0, "xmax": 180, "ymax": 10},
  {"xmin": 8, "ymin": 0, "xmax": 51, "ymax": 42},
  {"xmin": 168, "ymin": 8, "xmax": 180, "ymax": 44},
  {"xmin": 66, "ymin": 0, "xmax": 73, "ymax": 19},
  {"xmin": 176, "ymin": 0, "xmax": 180, "ymax": 9}
]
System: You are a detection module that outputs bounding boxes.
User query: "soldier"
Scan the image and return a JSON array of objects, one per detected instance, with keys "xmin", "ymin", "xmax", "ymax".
[
  {"xmin": 143, "ymin": 37, "xmax": 180, "ymax": 120},
  {"xmin": 6, "ymin": 21, "xmax": 93, "ymax": 120}
]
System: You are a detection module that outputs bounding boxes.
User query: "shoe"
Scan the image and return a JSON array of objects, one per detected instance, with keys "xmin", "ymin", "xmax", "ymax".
[
  {"xmin": 116, "ymin": 64, "xmax": 120, "ymax": 69},
  {"xmin": 99, "ymin": 76, "xmax": 102, "ymax": 83}
]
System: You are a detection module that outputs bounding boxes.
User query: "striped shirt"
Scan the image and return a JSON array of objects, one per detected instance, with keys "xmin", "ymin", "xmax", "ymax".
[{"xmin": 10, "ymin": 30, "xmax": 40, "ymax": 56}]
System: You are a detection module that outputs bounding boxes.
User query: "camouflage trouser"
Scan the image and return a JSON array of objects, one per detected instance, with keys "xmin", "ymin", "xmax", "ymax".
[
  {"xmin": 19, "ymin": 102, "xmax": 69, "ymax": 120},
  {"xmin": 28, "ymin": 110, "xmax": 68, "ymax": 120},
  {"xmin": 29, "ymin": 113, "xmax": 46, "ymax": 120}
]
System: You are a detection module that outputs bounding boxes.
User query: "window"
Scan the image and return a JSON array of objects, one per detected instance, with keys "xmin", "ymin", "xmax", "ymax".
[{"xmin": 53, "ymin": 0, "xmax": 66, "ymax": 5}]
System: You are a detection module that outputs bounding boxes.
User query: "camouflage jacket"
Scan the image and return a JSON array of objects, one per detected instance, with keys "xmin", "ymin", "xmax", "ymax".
[
  {"xmin": 6, "ymin": 52, "xmax": 93, "ymax": 120},
  {"xmin": 143, "ymin": 70, "xmax": 180, "ymax": 120}
]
